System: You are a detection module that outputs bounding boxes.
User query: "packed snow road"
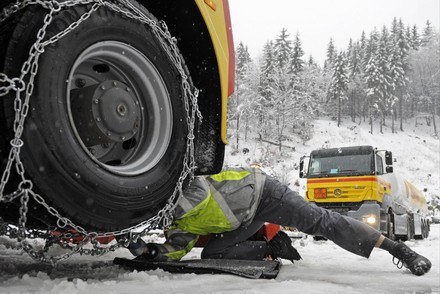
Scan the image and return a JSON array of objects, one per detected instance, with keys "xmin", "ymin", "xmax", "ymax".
[{"xmin": 0, "ymin": 225, "xmax": 439, "ymax": 294}]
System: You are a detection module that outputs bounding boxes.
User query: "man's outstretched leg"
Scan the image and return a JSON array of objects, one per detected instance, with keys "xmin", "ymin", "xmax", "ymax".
[{"xmin": 257, "ymin": 176, "xmax": 432, "ymax": 276}]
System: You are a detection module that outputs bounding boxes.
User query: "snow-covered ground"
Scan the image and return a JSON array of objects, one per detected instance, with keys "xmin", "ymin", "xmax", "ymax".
[
  {"xmin": 0, "ymin": 226, "xmax": 439, "ymax": 293},
  {"xmin": 0, "ymin": 118, "xmax": 439, "ymax": 293}
]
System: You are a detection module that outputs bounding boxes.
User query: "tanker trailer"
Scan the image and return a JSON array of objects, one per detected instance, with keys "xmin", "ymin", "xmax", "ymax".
[{"xmin": 385, "ymin": 174, "xmax": 430, "ymax": 240}]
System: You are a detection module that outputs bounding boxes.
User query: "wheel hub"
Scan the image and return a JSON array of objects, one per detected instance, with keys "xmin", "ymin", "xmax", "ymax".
[
  {"xmin": 94, "ymin": 80, "xmax": 140, "ymax": 141},
  {"xmin": 71, "ymin": 80, "xmax": 140, "ymax": 146}
]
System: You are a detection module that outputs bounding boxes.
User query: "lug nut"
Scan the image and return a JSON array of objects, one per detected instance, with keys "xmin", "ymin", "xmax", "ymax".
[{"xmin": 75, "ymin": 79, "xmax": 87, "ymax": 88}]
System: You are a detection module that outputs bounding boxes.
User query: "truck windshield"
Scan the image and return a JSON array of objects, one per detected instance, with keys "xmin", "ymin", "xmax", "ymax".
[{"xmin": 308, "ymin": 153, "xmax": 374, "ymax": 178}]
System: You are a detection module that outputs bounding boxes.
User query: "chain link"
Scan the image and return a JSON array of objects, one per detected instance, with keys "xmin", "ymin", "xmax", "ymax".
[
  {"xmin": 0, "ymin": 1, "xmax": 30, "ymax": 25},
  {"xmin": 0, "ymin": 0, "xmax": 201, "ymax": 263}
]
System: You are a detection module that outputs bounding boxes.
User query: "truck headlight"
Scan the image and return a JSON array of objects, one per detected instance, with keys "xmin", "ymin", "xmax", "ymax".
[{"xmin": 363, "ymin": 215, "xmax": 377, "ymax": 225}]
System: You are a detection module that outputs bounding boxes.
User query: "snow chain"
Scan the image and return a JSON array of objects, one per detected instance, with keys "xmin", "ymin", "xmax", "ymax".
[{"xmin": 0, "ymin": 0, "xmax": 202, "ymax": 263}]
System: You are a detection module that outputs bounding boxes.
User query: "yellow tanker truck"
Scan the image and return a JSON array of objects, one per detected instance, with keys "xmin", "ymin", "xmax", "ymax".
[{"xmin": 299, "ymin": 146, "xmax": 430, "ymax": 240}]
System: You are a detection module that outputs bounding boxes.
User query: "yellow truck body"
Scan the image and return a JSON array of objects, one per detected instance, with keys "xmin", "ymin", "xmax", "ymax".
[{"xmin": 195, "ymin": 0, "xmax": 235, "ymax": 143}]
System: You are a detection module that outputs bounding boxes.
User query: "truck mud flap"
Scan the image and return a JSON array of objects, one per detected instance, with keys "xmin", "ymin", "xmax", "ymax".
[
  {"xmin": 394, "ymin": 214, "xmax": 408, "ymax": 236},
  {"xmin": 113, "ymin": 257, "xmax": 282, "ymax": 279}
]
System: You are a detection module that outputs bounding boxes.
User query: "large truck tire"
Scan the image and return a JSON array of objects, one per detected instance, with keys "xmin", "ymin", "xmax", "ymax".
[{"xmin": 0, "ymin": 2, "xmax": 190, "ymax": 231}]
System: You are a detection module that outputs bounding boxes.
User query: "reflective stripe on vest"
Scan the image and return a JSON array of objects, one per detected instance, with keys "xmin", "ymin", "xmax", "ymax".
[
  {"xmin": 210, "ymin": 170, "xmax": 251, "ymax": 182},
  {"xmin": 208, "ymin": 183, "xmax": 240, "ymax": 229},
  {"xmin": 177, "ymin": 195, "xmax": 193, "ymax": 212},
  {"xmin": 177, "ymin": 177, "xmax": 210, "ymax": 214}
]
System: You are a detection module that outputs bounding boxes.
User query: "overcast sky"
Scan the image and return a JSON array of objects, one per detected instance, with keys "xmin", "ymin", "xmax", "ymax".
[{"xmin": 228, "ymin": 0, "xmax": 440, "ymax": 66}]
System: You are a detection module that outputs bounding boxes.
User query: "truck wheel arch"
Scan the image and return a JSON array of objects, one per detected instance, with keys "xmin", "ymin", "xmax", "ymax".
[{"xmin": 141, "ymin": 0, "xmax": 225, "ymax": 174}]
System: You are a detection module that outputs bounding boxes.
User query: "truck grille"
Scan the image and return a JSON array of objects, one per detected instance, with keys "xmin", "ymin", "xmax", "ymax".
[{"xmin": 315, "ymin": 202, "xmax": 362, "ymax": 215}]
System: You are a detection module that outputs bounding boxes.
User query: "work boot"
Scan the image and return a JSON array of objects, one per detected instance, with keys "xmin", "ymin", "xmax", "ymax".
[
  {"xmin": 389, "ymin": 241, "xmax": 431, "ymax": 276},
  {"xmin": 268, "ymin": 231, "xmax": 302, "ymax": 263}
]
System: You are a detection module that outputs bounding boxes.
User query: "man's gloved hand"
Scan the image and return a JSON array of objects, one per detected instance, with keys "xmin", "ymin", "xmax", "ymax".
[
  {"xmin": 268, "ymin": 231, "xmax": 302, "ymax": 263},
  {"xmin": 127, "ymin": 238, "xmax": 159, "ymax": 260}
]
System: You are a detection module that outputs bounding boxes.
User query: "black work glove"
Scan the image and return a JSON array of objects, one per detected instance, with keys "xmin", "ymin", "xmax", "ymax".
[
  {"xmin": 127, "ymin": 238, "xmax": 159, "ymax": 260},
  {"xmin": 268, "ymin": 231, "xmax": 302, "ymax": 263}
]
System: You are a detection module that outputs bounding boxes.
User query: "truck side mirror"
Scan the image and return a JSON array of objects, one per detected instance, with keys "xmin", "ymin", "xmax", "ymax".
[
  {"xmin": 385, "ymin": 151, "xmax": 393, "ymax": 166},
  {"xmin": 299, "ymin": 157, "xmax": 305, "ymax": 178},
  {"xmin": 386, "ymin": 166, "xmax": 393, "ymax": 173}
]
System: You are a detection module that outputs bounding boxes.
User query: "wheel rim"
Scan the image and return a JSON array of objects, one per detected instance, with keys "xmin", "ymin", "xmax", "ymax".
[{"xmin": 66, "ymin": 41, "xmax": 173, "ymax": 176}]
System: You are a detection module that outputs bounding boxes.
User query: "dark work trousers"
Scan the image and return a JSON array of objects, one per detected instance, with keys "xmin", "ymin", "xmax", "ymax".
[{"xmin": 201, "ymin": 176, "xmax": 382, "ymax": 260}]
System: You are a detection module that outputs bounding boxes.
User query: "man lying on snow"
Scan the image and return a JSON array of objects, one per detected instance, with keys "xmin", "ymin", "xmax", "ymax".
[{"xmin": 127, "ymin": 168, "xmax": 432, "ymax": 276}]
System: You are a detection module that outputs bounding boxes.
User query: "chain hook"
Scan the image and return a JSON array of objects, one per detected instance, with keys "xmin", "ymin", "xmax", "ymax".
[
  {"xmin": 48, "ymin": 0, "xmax": 62, "ymax": 13},
  {"xmin": 10, "ymin": 138, "xmax": 24, "ymax": 148},
  {"xmin": 11, "ymin": 78, "xmax": 26, "ymax": 92},
  {"xmin": 18, "ymin": 180, "xmax": 33, "ymax": 191}
]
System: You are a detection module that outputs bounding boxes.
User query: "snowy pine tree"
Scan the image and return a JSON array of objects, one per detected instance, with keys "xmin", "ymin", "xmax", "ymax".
[
  {"xmin": 347, "ymin": 39, "xmax": 364, "ymax": 122},
  {"xmin": 236, "ymin": 42, "xmax": 251, "ymax": 79},
  {"xmin": 239, "ymin": 62, "xmax": 261, "ymax": 142},
  {"xmin": 260, "ymin": 41, "xmax": 276, "ymax": 101},
  {"xmin": 405, "ymin": 26, "xmax": 413, "ymax": 50},
  {"xmin": 421, "ymin": 20, "xmax": 434, "ymax": 46},
  {"xmin": 359, "ymin": 31, "xmax": 368, "ymax": 65},
  {"xmin": 365, "ymin": 26, "xmax": 394, "ymax": 133},
  {"xmin": 364, "ymin": 29, "xmax": 379, "ymax": 68},
  {"xmin": 308, "ymin": 55, "xmax": 316, "ymax": 67},
  {"xmin": 327, "ymin": 51, "xmax": 349, "ymax": 127},
  {"xmin": 348, "ymin": 39, "xmax": 363, "ymax": 77},
  {"xmin": 274, "ymin": 28, "xmax": 292, "ymax": 69},
  {"xmin": 408, "ymin": 29, "xmax": 440, "ymax": 136},
  {"xmin": 230, "ymin": 42, "xmax": 253, "ymax": 149},
  {"xmin": 324, "ymin": 38, "xmax": 336, "ymax": 71},
  {"xmin": 411, "ymin": 25, "xmax": 421, "ymax": 50},
  {"xmin": 389, "ymin": 44, "xmax": 406, "ymax": 133},
  {"xmin": 390, "ymin": 19, "xmax": 410, "ymax": 132},
  {"xmin": 259, "ymin": 41, "xmax": 276, "ymax": 134},
  {"xmin": 266, "ymin": 65, "xmax": 294, "ymax": 150},
  {"xmin": 289, "ymin": 32, "xmax": 305, "ymax": 75}
]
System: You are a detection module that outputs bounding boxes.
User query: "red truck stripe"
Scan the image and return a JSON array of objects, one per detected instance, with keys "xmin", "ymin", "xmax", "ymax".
[{"xmin": 222, "ymin": 0, "xmax": 235, "ymax": 96}]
